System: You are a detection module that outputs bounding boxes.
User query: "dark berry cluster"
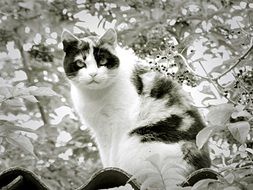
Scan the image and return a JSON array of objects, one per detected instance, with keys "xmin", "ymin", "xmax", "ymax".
[
  {"xmin": 28, "ymin": 44, "xmax": 54, "ymax": 62},
  {"xmin": 149, "ymin": 55, "xmax": 198, "ymax": 87},
  {"xmin": 233, "ymin": 69, "xmax": 253, "ymax": 106}
]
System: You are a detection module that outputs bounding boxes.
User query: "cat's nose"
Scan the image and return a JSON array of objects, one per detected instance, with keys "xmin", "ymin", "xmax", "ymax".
[{"xmin": 89, "ymin": 72, "xmax": 97, "ymax": 77}]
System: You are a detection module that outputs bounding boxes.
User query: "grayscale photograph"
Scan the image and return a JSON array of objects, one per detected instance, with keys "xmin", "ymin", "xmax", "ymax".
[{"xmin": 0, "ymin": 0, "xmax": 252, "ymax": 189}]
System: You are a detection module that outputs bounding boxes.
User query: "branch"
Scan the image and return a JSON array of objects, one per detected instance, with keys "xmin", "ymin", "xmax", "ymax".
[
  {"xmin": 174, "ymin": 52, "xmax": 210, "ymax": 80},
  {"xmin": 175, "ymin": 52, "xmax": 237, "ymax": 105},
  {"xmin": 213, "ymin": 38, "xmax": 253, "ymax": 81},
  {"xmin": 15, "ymin": 35, "xmax": 48, "ymax": 125}
]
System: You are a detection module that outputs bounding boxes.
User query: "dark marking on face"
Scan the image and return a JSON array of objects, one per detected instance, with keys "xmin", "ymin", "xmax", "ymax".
[
  {"xmin": 181, "ymin": 141, "xmax": 211, "ymax": 169},
  {"xmin": 63, "ymin": 40, "xmax": 89, "ymax": 53},
  {"xmin": 93, "ymin": 47, "xmax": 119, "ymax": 69},
  {"xmin": 63, "ymin": 40, "xmax": 90, "ymax": 78}
]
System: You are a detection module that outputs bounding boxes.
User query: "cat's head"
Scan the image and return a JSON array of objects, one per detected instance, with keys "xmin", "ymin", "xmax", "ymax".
[{"xmin": 62, "ymin": 29, "xmax": 120, "ymax": 90}]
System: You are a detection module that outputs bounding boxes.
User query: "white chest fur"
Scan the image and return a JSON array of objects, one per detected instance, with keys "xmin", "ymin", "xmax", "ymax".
[{"xmin": 70, "ymin": 66, "xmax": 139, "ymax": 166}]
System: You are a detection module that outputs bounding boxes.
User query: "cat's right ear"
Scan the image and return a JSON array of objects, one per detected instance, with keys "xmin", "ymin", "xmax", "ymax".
[{"xmin": 61, "ymin": 29, "xmax": 80, "ymax": 52}]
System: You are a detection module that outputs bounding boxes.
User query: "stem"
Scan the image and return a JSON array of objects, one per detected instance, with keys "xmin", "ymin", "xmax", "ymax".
[
  {"xmin": 15, "ymin": 36, "xmax": 48, "ymax": 125},
  {"xmin": 174, "ymin": 52, "xmax": 210, "ymax": 80},
  {"xmin": 213, "ymin": 38, "xmax": 253, "ymax": 81}
]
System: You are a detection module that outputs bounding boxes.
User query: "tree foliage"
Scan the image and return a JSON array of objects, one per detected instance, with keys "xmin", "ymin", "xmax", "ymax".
[{"xmin": 0, "ymin": 0, "xmax": 253, "ymax": 189}]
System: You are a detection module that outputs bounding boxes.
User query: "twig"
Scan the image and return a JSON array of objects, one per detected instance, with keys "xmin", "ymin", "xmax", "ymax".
[
  {"xmin": 15, "ymin": 35, "xmax": 48, "ymax": 125},
  {"xmin": 174, "ymin": 52, "xmax": 210, "ymax": 80},
  {"xmin": 213, "ymin": 38, "xmax": 253, "ymax": 81}
]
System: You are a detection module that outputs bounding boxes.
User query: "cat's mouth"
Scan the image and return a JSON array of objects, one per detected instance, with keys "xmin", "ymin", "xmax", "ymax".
[{"xmin": 88, "ymin": 80, "xmax": 99, "ymax": 84}]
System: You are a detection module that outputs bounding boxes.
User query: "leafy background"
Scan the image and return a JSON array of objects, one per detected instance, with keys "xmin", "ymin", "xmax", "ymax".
[{"xmin": 0, "ymin": 0, "xmax": 252, "ymax": 189}]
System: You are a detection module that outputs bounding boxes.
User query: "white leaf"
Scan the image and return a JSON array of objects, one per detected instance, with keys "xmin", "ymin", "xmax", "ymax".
[
  {"xmin": 0, "ymin": 87, "xmax": 12, "ymax": 98},
  {"xmin": 196, "ymin": 127, "xmax": 214, "ymax": 149},
  {"xmin": 152, "ymin": 8, "xmax": 164, "ymax": 20},
  {"xmin": 30, "ymin": 87, "xmax": 59, "ymax": 97},
  {"xmin": 146, "ymin": 154, "xmax": 161, "ymax": 170},
  {"xmin": 246, "ymin": 148, "xmax": 253, "ymax": 155},
  {"xmin": 231, "ymin": 110, "xmax": 251, "ymax": 119},
  {"xmin": 207, "ymin": 103, "xmax": 234, "ymax": 128},
  {"xmin": 0, "ymin": 120, "xmax": 35, "ymax": 133},
  {"xmin": 128, "ymin": 168, "xmax": 157, "ymax": 183},
  {"xmin": 191, "ymin": 179, "xmax": 217, "ymax": 190},
  {"xmin": 140, "ymin": 176, "xmax": 161, "ymax": 190},
  {"xmin": 5, "ymin": 98, "xmax": 24, "ymax": 107},
  {"xmin": 12, "ymin": 86, "xmax": 29, "ymax": 97},
  {"xmin": 228, "ymin": 121, "xmax": 250, "ymax": 143},
  {"xmin": 18, "ymin": 1, "xmax": 34, "ymax": 10},
  {"xmin": 224, "ymin": 173, "xmax": 234, "ymax": 184},
  {"xmin": 0, "ymin": 95, "xmax": 4, "ymax": 102},
  {"xmin": 6, "ymin": 133, "xmax": 36, "ymax": 157},
  {"xmin": 22, "ymin": 95, "xmax": 38, "ymax": 103}
]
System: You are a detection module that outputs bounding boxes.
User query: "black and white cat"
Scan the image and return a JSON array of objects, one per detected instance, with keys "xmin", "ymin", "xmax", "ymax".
[{"xmin": 62, "ymin": 29, "xmax": 211, "ymax": 187}]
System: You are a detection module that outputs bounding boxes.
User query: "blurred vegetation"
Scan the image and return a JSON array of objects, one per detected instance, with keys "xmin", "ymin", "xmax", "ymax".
[{"xmin": 0, "ymin": 0, "xmax": 252, "ymax": 189}]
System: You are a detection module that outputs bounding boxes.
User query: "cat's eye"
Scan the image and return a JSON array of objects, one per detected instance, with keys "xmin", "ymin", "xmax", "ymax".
[
  {"xmin": 75, "ymin": 60, "xmax": 86, "ymax": 68},
  {"xmin": 100, "ymin": 58, "xmax": 107, "ymax": 65}
]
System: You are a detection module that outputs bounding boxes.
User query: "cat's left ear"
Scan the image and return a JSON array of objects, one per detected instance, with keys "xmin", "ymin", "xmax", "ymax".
[
  {"xmin": 61, "ymin": 29, "xmax": 80, "ymax": 52},
  {"xmin": 99, "ymin": 29, "xmax": 117, "ymax": 47}
]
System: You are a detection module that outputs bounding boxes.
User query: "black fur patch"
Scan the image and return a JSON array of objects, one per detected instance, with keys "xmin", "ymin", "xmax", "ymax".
[
  {"xmin": 185, "ymin": 109, "xmax": 206, "ymax": 132},
  {"xmin": 63, "ymin": 40, "xmax": 90, "ymax": 77},
  {"xmin": 131, "ymin": 70, "xmax": 143, "ymax": 95},
  {"xmin": 129, "ymin": 109, "xmax": 206, "ymax": 143},
  {"xmin": 93, "ymin": 47, "xmax": 119, "ymax": 69},
  {"xmin": 181, "ymin": 142, "xmax": 211, "ymax": 169},
  {"xmin": 129, "ymin": 115, "xmax": 198, "ymax": 143},
  {"xmin": 131, "ymin": 65, "xmax": 150, "ymax": 95},
  {"xmin": 150, "ymin": 76, "xmax": 174, "ymax": 99},
  {"xmin": 150, "ymin": 76, "xmax": 182, "ymax": 106},
  {"xmin": 133, "ymin": 75, "xmax": 143, "ymax": 95}
]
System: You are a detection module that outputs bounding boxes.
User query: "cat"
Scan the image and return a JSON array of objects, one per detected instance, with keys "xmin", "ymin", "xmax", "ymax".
[{"xmin": 61, "ymin": 29, "xmax": 211, "ymax": 188}]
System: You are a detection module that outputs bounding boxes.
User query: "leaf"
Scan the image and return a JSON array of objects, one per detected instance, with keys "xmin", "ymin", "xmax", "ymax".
[
  {"xmin": 200, "ymin": 85, "xmax": 215, "ymax": 96},
  {"xmin": 206, "ymin": 103, "xmax": 235, "ymax": 128},
  {"xmin": 22, "ymin": 95, "xmax": 38, "ymax": 103},
  {"xmin": 228, "ymin": 121, "xmax": 250, "ymax": 143},
  {"xmin": 152, "ymin": 8, "xmax": 164, "ymax": 20},
  {"xmin": 128, "ymin": 168, "xmax": 158, "ymax": 183},
  {"xmin": 191, "ymin": 179, "xmax": 218, "ymax": 190},
  {"xmin": 140, "ymin": 176, "xmax": 161, "ymax": 190},
  {"xmin": 196, "ymin": 127, "xmax": 214, "ymax": 149},
  {"xmin": 224, "ymin": 173, "xmax": 235, "ymax": 184},
  {"xmin": 245, "ymin": 148, "xmax": 253, "ymax": 155},
  {"xmin": 224, "ymin": 186, "xmax": 241, "ymax": 190},
  {"xmin": 0, "ymin": 95, "xmax": 4, "ymax": 102},
  {"xmin": 18, "ymin": 1, "xmax": 34, "ymax": 10},
  {"xmin": 146, "ymin": 154, "xmax": 161, "ymax": 171},
  {"xmin": 30, "ymin": 87, "xmax": 59, "ymax": 97},
  {"xmin": 0, "ymin": 120, "xmax": 35, "ymax": 133},
  {"xmin": 5, "ymin": 98, "xmax": 25, "ymax": 107},
  {"xmin": 231, "ymin": 110, "xmax": 251, "ymax": 119},
  {"xmin": 6, "ymin": 133, "xmax": 36, "ymax": 157},
  {"xmin": 201, "ymin": 96, "xmax": 215, "ymax": 105},
  {"xmin": 0, "ymin": 87, "xmax": 12, "ymax": 98}
]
